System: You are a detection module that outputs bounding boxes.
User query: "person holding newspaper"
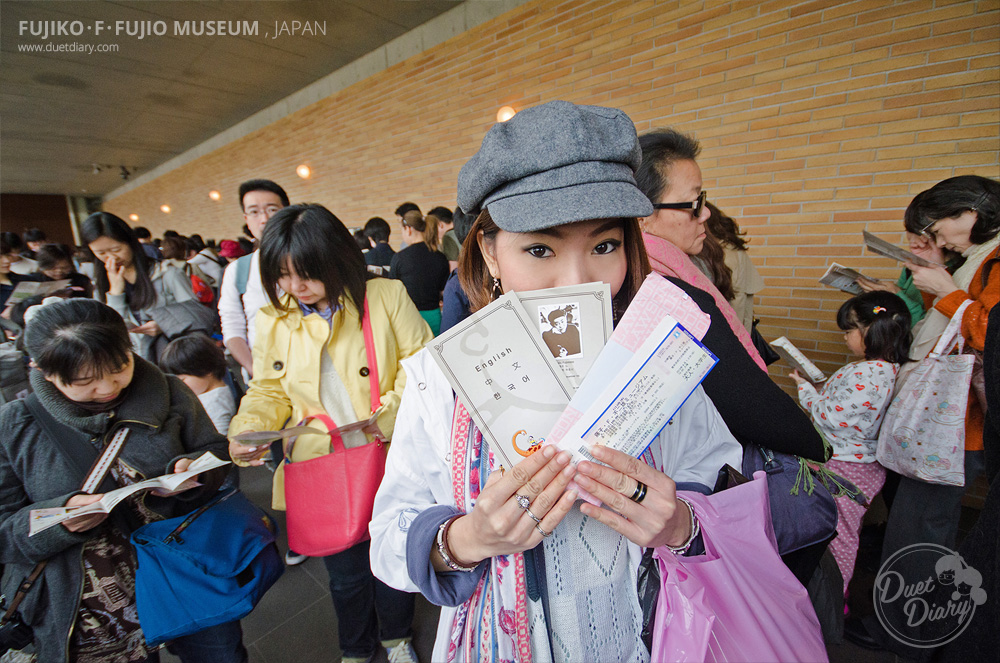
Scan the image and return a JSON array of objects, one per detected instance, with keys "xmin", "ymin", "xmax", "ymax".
[
  {"xmin": 0, "ymin": 299, "xmax": 240, "ymax": 663},
  {"xmin": 369, "ymin": 101, "xmax": 745, "ymax": 663},
  {"xmin": 226, "ymin": 205, "xmax": 431, "ymax": 663},
  {"xmin": 853, "ymin": 175, "xmax": 1000, "ymax": 654}
]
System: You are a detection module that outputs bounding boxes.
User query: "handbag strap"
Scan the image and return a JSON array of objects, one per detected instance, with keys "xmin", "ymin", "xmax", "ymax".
[
  {"xmin": 930, "ymin": 300, "xmax": 973, "ymax": 358},
  {"xmin": 362, "ymin": 297, "xmax": 380, "ymax": 413},
  {"xmin": 3, "ymin": 396, "xmax": 129, "ymax": 625},
  {"xmin": 285, "ymin": 297, "xmax": 382, "ymax": 460}
]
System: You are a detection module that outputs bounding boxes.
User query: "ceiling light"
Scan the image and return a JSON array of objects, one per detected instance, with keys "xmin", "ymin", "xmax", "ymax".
[
  {"xmin": 160, "ymin": 204, "xmax": 171, "ymax": 213},
  {"xmin": 209, "ymin": 190, "xmax": 221, "ymax": 201},
  {"xmin": 91, "ymin": 164, "xmax": 101, "ymax": 175},
  {"xmin": 296, "ymin": 164, "xmax": 311, "ymax": 179},
  {"xmin": 497, "ymin": 106, "xmax": 516, "ymax": 122},
  {"xmin": 129, "ymin": 213, "xmax": 139, "ymax": 222}
]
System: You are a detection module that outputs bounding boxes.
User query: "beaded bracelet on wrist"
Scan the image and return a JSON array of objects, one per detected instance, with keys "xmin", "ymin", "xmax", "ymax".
[
  {"xmin": 436, "ymin": 515, "xmax": 479, "ymax": 572},
  {"xmin": 664, "ymin": 496, "xmax": 700, "ymax": 555}
]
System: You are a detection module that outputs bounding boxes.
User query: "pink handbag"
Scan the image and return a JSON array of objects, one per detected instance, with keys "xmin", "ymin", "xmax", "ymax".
[
  {"xmin": 652, "ymin": 473, "xmax": 827, "ymax": 662},
  {"xmin": 282, "ymin": 298, "xmax": 387, "ymax": 557}
]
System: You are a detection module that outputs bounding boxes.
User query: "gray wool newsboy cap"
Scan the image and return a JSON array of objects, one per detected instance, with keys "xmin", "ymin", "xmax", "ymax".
[{"xmin": 457, "ymin": 100, "xmax": 654, "ymax": 232}]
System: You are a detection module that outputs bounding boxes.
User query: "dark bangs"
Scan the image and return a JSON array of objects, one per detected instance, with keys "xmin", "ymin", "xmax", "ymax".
[
  {"xmin": 259, "ymin": 204, "xmax": 370, "ymax": 320},
  {"xmin": 24, "ymin": 299, "xmax": 132, "ymax": 384}
]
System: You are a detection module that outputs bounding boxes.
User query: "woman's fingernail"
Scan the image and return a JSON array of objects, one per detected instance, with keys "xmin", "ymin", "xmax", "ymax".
[
  {"xmin": 542, "ymin": 446, "xmax": 555, "ymax": 458},
  {"xmin": 557, "ymin": 452, "xmax": 570, "ymax": 465},
  {"xmin": 589, "ymin": 444, "xmax": 606, "ymax": 457}
]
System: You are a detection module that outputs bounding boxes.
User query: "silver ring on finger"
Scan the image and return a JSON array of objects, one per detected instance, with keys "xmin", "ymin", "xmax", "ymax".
[
  {"xmin": 535, "ymin": 523, "xmax": 553, "ymax": 538},
  {"xmin": 524, "ymin": 507, "xmax": 542, "ymax": 524},
  {"xmin": 515, "ymin": 494, "xmax": 531, "ymax": 510}
]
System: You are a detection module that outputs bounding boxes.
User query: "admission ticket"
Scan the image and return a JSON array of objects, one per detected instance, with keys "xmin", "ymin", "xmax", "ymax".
[
  {"xmin": 28, "ymin": 452, "xmax": 229, "ymax": 536},
  {"xmin": 554, "ymin": 315, "xmax": 718, "ymax": 464}
]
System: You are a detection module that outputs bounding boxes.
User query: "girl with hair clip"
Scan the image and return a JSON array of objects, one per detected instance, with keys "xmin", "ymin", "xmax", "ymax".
[
  {"xmin": 389, "ymin": 210, "xmax": 450, "ymax": 334},
  {"xmin": 370, "ymin": 101, "xmax": 744, "ymax": 663},
  {"xmin": 81, "ymin": 212, "xmax": 197, "ymax": 361},
  {"xmin": 0, "ymin": 298, "xmax": 241, "ymax": 663},
  {"xmin": 790, "ymin": 291, "xmax": 912, "ymax": 599},
  {"xmin": 227, "ymin": 204, "xmax": 432, "ymax": 663}
]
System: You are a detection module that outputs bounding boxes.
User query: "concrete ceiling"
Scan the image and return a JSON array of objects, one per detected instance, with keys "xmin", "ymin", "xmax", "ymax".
[{"xmin": 0, "ymin": 0, "xmax": 460, "ymax": 196}]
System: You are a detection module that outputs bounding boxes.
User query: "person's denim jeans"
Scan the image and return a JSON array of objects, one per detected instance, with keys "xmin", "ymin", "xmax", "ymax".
[
  {"xmin": 166, "ymin": 620, "xmax": 248, "ymax": 663},
  {"xmin": 323, "ymin": 540, "xmax": 415, "ymax": 658}
]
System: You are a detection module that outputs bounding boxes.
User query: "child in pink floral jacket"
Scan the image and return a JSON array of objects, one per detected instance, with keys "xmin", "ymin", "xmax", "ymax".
[{"xmin": 791, "ymin": 292, "xmax": 912, "ymax": 597}]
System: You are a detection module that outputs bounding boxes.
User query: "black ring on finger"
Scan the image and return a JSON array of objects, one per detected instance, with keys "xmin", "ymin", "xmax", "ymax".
[
  {"xmin": 524, "ymin": 507, "xmax": 542, "ymax": 524},
  {"xmin": 630, "ymin": 481, "xmax": 648, "ymax": 504}
]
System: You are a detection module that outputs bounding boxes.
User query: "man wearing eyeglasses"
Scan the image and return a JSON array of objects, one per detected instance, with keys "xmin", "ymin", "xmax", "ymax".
[{"xmin": 219, "ymin": 179, "xmax": 289, "ymax": 381}]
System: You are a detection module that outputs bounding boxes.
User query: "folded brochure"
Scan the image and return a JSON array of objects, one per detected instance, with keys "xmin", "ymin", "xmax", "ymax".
[
  {"xmin": 29, "ymin": 452, "xmax": 229, "ymax": 536},
  {"xmin": 863, "ymin": 230, "xmax": 940, "ymax": 268},
  {"xmin": 771, "ymin": 336, "xmax": 826, "ymax": 383}
]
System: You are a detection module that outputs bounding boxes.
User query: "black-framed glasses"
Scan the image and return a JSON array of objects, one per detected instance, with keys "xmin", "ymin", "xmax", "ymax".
[{"xmin": 653, "ymin": 190, "xmax": 707, "ymax": 217}]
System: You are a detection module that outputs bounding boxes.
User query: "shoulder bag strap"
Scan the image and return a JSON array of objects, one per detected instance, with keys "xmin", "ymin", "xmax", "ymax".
[
  {"xmin": 3, "ymin": 397, "xmax": 130, "ymax": 625},
  {"xmin": 361, "ymin": 297, "xmax": 380, "ymax": 413}
]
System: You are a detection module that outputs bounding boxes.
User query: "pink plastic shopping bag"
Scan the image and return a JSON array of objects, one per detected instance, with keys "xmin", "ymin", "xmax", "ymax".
[{"xmin": 651, "ymin": 472, "xmax": 828, "ymax": 662}]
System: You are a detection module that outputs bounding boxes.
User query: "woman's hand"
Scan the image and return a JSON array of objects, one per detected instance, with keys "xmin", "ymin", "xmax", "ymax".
[
  {"xmin": 857, "ymin": 277, "xmax": 898, "ymax": 294},
  {"xmin": 906, "ymin": 263, "xmax": 957, "ymax": 298},
  {"xmin": 444, "ymin": 446, "xmax": 577, "ymax": 566},
  {"xmin": 907, "ymin": 233, "xmax": 946, "ymax": 266},
  {"xmin": 106, "ymin": 256, "xmax": 127, "ymax": 295},
  {"xmin": 62, "ymin": 494, "xmax": 108, "ymax": 532},
  {"xmin": 573, "ymin": 445, "xmax": 693, "ymax": 549},
  {"xmin": 229, "ymin": 436, "xmax": 271, "ymax": 466},
  {"xmin": 788, "ymin": 369, "xmax": 807, "ymax": 386},
  {"xmin": 132, "ymin": 320, "xmax": 161, "ymax": 337}
]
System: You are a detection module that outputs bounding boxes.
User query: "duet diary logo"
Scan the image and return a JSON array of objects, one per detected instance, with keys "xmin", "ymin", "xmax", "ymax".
[{"xmin": 874, "ymin": 543, "xmax": 987, "ymax": 648}]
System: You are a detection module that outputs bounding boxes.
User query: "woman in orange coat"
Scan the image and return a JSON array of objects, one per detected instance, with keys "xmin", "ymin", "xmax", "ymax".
[{"xmin": 853, "ymin": 175, "xmax": 999, "ymax": 655}]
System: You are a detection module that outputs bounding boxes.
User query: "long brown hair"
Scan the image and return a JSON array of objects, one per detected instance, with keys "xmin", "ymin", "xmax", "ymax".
[
  {"xmin": 404, "ymin": 210, "xmax": 439, "ymax": 251},
  {"xmin": 458, "ymin": 209, "xmax": 651, "ymax": 320},
  {"xmin": 696, "ymin": 231, "xmax": 735, "ymax": 301}
]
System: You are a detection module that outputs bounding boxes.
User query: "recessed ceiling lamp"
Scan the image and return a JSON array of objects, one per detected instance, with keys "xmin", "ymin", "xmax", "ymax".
[
  {"xmin": 296, "ymin": 164, "xmax": 311, "ymax": 179},
  {"xmin": 160, "ymin": 204, "xmax": 171, "ymax": 213},
  {"xmin": 497, "ymin": 106, "xmax": 516, "ymax": 122},
  {"xmin": 209, "ymin": 190, "xmax": 221, "ymax": 201},
  {"xmin": 129, "ymin": 214, "xmax": 139, "ymax": 222}
]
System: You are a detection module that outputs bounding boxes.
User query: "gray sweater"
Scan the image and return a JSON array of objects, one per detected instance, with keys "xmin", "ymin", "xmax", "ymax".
[{"xmin": 0, "ymin": 356, "xmax": 228, "ymax": 662}]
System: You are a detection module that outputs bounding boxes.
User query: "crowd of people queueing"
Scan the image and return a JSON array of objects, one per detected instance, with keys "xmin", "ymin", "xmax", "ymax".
[{"xmin": 0, "ymin": 100, "xmax": 997, "ymax": 663}]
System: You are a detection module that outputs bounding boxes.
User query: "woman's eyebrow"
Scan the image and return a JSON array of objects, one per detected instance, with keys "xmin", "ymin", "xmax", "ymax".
[{"xmin": 529, "ymin": 220, "xmax": 623, "ymax": 239}]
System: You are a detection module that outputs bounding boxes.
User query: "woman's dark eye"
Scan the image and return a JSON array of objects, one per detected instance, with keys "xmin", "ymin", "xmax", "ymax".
[
  {"xmin": 526, "ymin": 245, "xmax": 552, "ymax": 258},
  {"xmin": 594, "ymin": 240, "xmax": 621, "ymax": 255}
]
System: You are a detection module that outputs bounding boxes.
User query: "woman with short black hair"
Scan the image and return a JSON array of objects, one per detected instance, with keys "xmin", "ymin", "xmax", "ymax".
[
  {"xmin": 0, "ymin": 298, "xmax": 243, "ymax": 662},
  {"xmin": 229, "ymin": 204, "xmax": 432, "ymax": 663}
]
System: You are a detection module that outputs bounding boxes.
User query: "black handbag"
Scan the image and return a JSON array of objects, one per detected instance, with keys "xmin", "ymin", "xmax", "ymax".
[{"xmin": 148, "ymin": 299, "xmax": 219, "ymax": 341}]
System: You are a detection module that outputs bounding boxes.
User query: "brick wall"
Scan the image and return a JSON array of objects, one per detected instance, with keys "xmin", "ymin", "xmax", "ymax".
[{"xmin": 105, "ymin": 0, "xmax": 1000, "ymax": 392}]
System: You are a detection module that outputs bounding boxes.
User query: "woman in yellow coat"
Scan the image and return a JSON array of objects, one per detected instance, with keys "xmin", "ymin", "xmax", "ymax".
[{"xmin": 228, "ymin": 204, "xmax": 432, "ymax": 663}]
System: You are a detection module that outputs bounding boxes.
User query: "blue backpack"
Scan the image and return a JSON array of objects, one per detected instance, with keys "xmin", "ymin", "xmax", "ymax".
[{"xmin": 131, "ymin": 488, "xmax": 283, "ymax": 645}]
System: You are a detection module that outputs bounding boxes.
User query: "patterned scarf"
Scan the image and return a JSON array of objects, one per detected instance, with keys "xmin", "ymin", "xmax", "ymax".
[
  {"xmin": 447, "ymin": 401, "xmax": 535, "ymax": 663},
  {"xmin": 643, "ymin": 232, "xmax": 767, "ymax": 371},
  {"xmin": 447, "ymin": 402, "xmax": 647, "ymax": 663}
]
